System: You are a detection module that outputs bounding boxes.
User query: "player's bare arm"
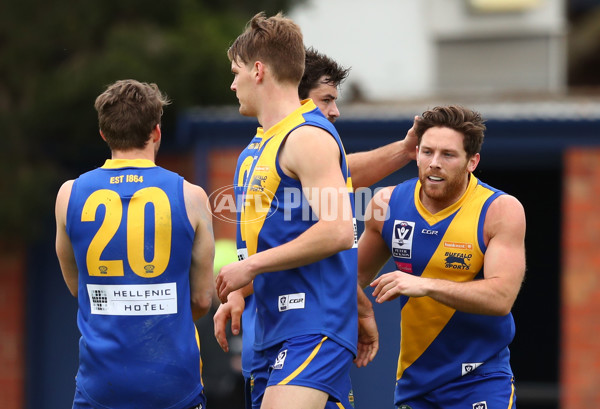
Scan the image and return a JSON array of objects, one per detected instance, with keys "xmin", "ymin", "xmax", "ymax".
[
  {"xmin": 347, "ymin": 116, "xmax": 419, "ymax": 189},
  {"xmin": 213, "ymin": 290, "xmax": 245, "ymax": 352},
  {"xmin": 55, "ymin": 179, "xmax": 78, "ymax": 297},
  {"xmin": 215, "ymin": 125, "xmax": 354, "ymax": 302},
  {"xmin": 184, "ymin": 181, "xmax": 215, "ymax": 320},
  {"xmin": 372, "ymin": 194, "xmax": 526, "ymax": 316},
  {"xmin": 357, "ymin": 186, "xmax": 394, "ymax": 288},
  {"xmin": 355, "ymin": 284, "xmax": 379, "ymax": 368}
]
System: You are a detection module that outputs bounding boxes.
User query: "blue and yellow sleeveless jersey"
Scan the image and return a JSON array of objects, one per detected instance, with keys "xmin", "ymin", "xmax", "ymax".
[
  {"xmin": 381, "ymin": 175, "xmax": 515, "ymax": 403},
  {"xmin": 65, "ymin": 159, "xmax": 203, "ymax": 409},
  {"xmin": 241, "ymin": 100, "xmax": 358, "ymax": 355},
  {"xmin": 235, "ymin": 131, "xmax": 262, "ymax": 378}
]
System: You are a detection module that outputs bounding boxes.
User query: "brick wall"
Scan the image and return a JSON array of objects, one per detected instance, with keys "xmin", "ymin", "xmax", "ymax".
[
  {"xmin": 0, "ymin": 245, "xmax": 25, "ymax": 409},
  {"xmin": 561, "ymin": 148, "xmax": 600, "ymax": 408}
]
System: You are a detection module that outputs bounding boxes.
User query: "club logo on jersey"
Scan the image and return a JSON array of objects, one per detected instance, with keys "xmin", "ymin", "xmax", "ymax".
[
  {"xmin": 392, "ymin": 221, "xmax": 415, "ymax": 259},
  {"xmin": 462, "ymin": 362, "xmax": 483, "ymax": 376},
  {"xmin": 278, "ymin": 293, "xmax": 305, "ymax": 312},
  {"xmin": 273, "ymin": 349, "xmax": 287, "ymax": 369},
  {"xmin": 348, "ymin": 389, "xmax": 355, "ymax": 408},
  {"xmin": 444, "ymin": 252, "xmax": 472, "ymax": 270},
  {"xmin": 473, "ymin": 401, "xmax": 487, "ymax": 409}
]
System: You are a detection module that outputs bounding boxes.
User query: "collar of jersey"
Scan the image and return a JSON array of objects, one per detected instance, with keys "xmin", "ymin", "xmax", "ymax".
[
  {"xmin": 415, "ymin": 173, "xmax": 478, "ymax": 224},
  {"xmin": 258, "ymin": 99, "xmax": 318, "ymax": 149},
  {"xmin": 101, "ymin": 159, "xmax": 156, "ymax": 169}
]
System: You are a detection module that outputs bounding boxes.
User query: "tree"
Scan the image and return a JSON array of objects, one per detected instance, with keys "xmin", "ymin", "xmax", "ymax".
[{"xmin": 0, "ymin": 0, "xmax": 305, "ymax": 242}]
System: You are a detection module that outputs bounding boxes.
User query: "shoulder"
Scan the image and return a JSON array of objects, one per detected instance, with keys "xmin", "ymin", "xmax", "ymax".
[
  {"xmin": 365, "ymin": 186, "xmax": 396, "ymax": 231},
  {"xmin": 56, "ymin": 179, "xmax": 75, "ymax": 205},
  {"xmin": 55, "ymin": 179, "xmax": 75, "ymax": 222},
  {"xmin": 280, "ymin": 125, "xmax": 341, "ymax": 176},
  {"xmin": 484, "ymin": 194, "xmax": 526, "ymax": 240},
  {"xmin": 183, "ymin": 180, "xmax": 209, "ymax": 210}
]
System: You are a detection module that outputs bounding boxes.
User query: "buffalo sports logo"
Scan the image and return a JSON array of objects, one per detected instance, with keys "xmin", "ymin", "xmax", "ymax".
[
  {"xmin": 473, "ymin": 401, "xmax": 487, "ymax": 409},
  {"xmin": 392, "ymin": 220, "xmax": 415, "ymax": 259}
]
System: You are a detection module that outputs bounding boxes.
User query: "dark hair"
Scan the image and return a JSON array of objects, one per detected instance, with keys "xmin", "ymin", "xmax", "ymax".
[
  {"xmin": 414, "ymin": 105, "xmax": 486, "ymax": 158},
  {"xmin": 228, "ymin": 12, "xmax": 305, "ymax": 85},
  {"xmin": 298, "ymin": 47, "xmax": 350, "ymax": 99},
  {"xmin": 94, "ymin": 79, "xmax": 170, "ymax": 151}
]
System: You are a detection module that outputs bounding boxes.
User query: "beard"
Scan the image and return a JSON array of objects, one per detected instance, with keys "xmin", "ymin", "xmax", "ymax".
[{"xmin": 418, "ymin": 166, "xmax": 470, "ymax": 205}]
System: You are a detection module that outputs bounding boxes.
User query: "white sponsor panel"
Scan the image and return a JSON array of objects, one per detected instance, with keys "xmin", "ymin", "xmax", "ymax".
[
  {"xmin": 462, "ymin": 362, "xmax": 483, "ymax": 376},
  {"xmin": 278, "ymin": 292, "xmax": 306, "ymax": 312},
  {"xmin": 237, "ymin": 248, "xmax": 248, "ymax": 261},
  {"xmin": 87, "ymin": 283, "xmax": 177, "ymax": 316}
]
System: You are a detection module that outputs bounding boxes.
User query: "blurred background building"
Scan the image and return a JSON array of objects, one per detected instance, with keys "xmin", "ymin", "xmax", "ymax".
[{"xmin": 3, "ymin": 1, "xmax": 600, "ymax": 408}]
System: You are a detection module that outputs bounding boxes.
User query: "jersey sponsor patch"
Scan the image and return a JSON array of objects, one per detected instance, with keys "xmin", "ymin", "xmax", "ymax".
[
  {"xmin": 278, "ymin": 292, "xmax": 305, "ymax": 312},
  {"xmin": 273, "ymin": 349, "xmax": 288, "ymax": 369},
  {"xmin": 392, "ymin": 220, "xmax": 415, "ymax": 259},
  {"xmin": 473, "ymin": 401, "xmax": 487, "ymax": 409},
  {"xmin": 237, "ymin": 247, "xmax": 248, "ymax": 261},
  {"xmin": 87, "ymin": 283, "xmax": 177, "ymax": 316},
  {"xmin": 462, "ymin": 362, "xmax": 483, "ymax": 376}
]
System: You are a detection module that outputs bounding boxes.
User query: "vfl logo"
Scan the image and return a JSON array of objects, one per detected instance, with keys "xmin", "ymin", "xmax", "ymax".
[
  {"xmin": 473, "ymin": 401, "xmax": 487, "ymax": 409},
  {"xmin": 273, "ymin": 349, "xmax": 287, "ymax": 370},
  {"xmin": 278, "ymin": 293, "xmax": 305, "ymax": 312},
  {"xmin": 392, "ymin": 221, "xmax": 415, "ymax": 259},
  {"xmin": 462, "ymin": 362, "xmax": 483, "ymax": 376}
]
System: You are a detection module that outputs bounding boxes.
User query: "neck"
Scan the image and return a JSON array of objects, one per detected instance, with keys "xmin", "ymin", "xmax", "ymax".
[
  {"xmin": 257, "ymin": 83, "xmax": 302, "ymax": 131},
  {"xmin": 111, "ymin": 148, "xmax": 156, "ymax": 162}
]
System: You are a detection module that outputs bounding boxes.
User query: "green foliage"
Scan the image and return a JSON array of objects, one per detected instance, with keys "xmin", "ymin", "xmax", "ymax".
[{"xmin": 0, "ymin": 0, "xmax": 305, "ymax": 242}]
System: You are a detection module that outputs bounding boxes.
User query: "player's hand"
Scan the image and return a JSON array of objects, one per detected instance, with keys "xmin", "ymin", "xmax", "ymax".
[
  {"xmin": 216, "ymin": 259, "xmax": 255, "ymax": 303},
  {"xmin": 371, "ymin": 270, "xmax": 428, "ymax": 303},
  {"xmin": 213, "ymin": 292, "xmax": 245, "ymax": 353},
  {"xmin": 403, "ymin": 115, "xmax": 419, "ymax": 161},
  {"xmin": 355, "ymin": 312, "xmax": 379, "ymax": 368}
]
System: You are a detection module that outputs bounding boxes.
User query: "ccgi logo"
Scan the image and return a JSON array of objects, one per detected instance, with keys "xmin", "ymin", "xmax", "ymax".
[{"xmin": 207, "ymin": 184, "xmax": 279, "ymax": 224}]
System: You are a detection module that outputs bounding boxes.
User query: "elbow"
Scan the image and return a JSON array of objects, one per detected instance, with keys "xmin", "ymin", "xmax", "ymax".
[
  {"xmin": 333, "ymin": 220, "xmax": 355, "ymax": 251},
  {"xmin": 191, "ymin": 294, "xmax": 213, "ymax": 320},
  {"xmin": 489, "ymin": 295, "xmax": 517, "ymax": 316}
]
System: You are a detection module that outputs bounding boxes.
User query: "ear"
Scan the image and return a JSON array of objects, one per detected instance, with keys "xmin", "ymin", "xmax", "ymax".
[
  {"xmin": 151, "ymin": 124, "xmax": 161, "ymax": 143},
  {"xmin": 99, "ymin": 130, "xmax": 107, "ymax": 141},
  {"xmin": 254, "ymin": 61, "xmax": 265, "ymax": 83},
  {"xmin": 467, "ymin": 153, "xmax": 480, "ymax": 173}
]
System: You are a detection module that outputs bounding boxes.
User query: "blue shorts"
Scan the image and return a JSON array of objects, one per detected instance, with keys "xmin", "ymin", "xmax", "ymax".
[
  {"xmin": 72, "ymin": 385, "xmax": 206, "ymax": 409},
  {"xmin": 250, "ymin": 335, "xmax": 354, "ymax": 409},
  {"xmin": 244, "ymin": 375, "xmax": 353, "ymax": 409},
  {"xmin": 396, "ymin": 372, "xmax": 516, "ymax": 409}
]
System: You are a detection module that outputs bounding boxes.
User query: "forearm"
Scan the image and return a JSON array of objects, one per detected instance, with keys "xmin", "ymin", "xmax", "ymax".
[
  {"xmin": 348, "ymin": 140, "xmax": 412, "ymax": 189},
  {"xmin": 424, "ymin": 277, "xmax": 518, "ymax": 316},
  {"xmin": 357, "ymin": 284, "xmax": 374, "ymax": 317}
]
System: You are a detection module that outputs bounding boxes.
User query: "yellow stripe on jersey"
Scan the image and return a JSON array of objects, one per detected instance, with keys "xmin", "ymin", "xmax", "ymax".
[{"xmin": 279, "ymin": 336, "xmax": 328, "ymax": 385}]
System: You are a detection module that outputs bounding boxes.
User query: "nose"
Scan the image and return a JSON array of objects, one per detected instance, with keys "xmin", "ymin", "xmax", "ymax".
[
  {"xmin": 230, "ymin": 79, "xmax": 236, "ymax": 92},
  {"xmin": 429, "ymin": 153, "xmax": 442, "ymax": 168},
  {"xmin": 328, "ymin": 102, "xmax": 340, "ymax": 122}
]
